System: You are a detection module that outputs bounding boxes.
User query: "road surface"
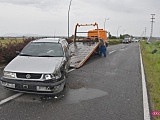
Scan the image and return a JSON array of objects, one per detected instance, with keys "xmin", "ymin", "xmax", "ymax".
[{"xmin": 0, "ymin": 43, "xmax": 145, "ymax": 120}]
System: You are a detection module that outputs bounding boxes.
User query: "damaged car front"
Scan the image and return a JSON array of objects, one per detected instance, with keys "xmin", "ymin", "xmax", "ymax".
[{"xmin": 0, "ymin": 38, "xmax": 70, "ymax": 94}]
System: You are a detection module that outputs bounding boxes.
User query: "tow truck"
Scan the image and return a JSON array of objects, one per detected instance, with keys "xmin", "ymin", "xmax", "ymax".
[{"xmin": 69, "ymin": 22, "xmax": 107, "ymax": 68}]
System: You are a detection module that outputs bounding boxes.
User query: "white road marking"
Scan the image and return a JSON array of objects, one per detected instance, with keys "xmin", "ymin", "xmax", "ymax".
[
  {"xmin": 140, "ymin": 48, "xmax": 151, "ymax": 120},
  {"xmin": 109, "ymin": 50, "xmax": 116, "ymax": 54},
  {"xmin": 0, "ymin": 93, "xmax": 23, "ymax": 106},
  {"xmin": 68, "ymin": 69, "xmax": 75, "ymax": 73},
  {"xmin": 121, "ymin": 46, "xmax": 126, "ymax": 49}
]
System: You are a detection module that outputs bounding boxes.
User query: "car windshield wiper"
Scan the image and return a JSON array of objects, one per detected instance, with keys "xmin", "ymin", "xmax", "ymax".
[
  {"xmin": 19, "ymin": 54, "xmax": 34, "ymax": 56},
  {"xmin": 38, "ymin": 55, "xmax": 63, "ymax": 57},
  {"xmin": 38, "ymin": 55, "xmax": 56, "ymax": 57}
]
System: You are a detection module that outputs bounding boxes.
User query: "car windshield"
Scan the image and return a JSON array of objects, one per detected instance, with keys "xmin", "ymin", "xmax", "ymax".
[{"xmin": 20, "ymin": 42, "xmax": 64, "ymax": 57}]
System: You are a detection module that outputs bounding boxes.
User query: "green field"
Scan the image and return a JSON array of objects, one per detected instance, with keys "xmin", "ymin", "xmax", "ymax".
[
  {"xmin": 140, "ymin": 41, "xmax": 160, "ymax": 120},
  {"xmin": 0, "ymin": 38, "xmax": 24, "ymax": 46}
]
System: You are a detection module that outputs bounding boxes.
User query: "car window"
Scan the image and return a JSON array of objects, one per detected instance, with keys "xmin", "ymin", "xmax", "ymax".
[{"xmin": 20, "ymin": 42, "xmax": 64, "ymax": 57}]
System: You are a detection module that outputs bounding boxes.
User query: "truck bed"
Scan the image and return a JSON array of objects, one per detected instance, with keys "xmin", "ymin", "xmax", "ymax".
[{"xmin": 69, "ymin": 41, "xmax": 99, "ymax": 68}]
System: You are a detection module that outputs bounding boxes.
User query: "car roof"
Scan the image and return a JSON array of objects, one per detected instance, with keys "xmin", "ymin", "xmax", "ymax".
[{"xmin": 32, "ymin": 38, "xmax": 65, "ymax": 44}]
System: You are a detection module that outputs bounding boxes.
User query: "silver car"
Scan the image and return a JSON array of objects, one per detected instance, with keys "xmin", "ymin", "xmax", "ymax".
[
  {"xmin": 0, "ymin": 38, "xmax": 70, "ymax": 94},
  {"xmin": 122, "ymin": 37, "xmax": 131, "ymax": 43}
]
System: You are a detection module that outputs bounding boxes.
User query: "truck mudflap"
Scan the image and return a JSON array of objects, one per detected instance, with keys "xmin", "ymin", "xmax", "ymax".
[{"xmin": 69, "ymin": 41, "xmax": 99, "ymax": 68}]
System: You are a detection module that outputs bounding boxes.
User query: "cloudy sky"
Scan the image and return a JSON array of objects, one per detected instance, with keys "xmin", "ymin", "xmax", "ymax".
[{"xmin": 0, "ymin": 0, "xmax": 160, "ymax": 37}]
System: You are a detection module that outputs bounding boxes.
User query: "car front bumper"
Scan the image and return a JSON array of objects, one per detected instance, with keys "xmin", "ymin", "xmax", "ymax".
[{"xmin": 0, "ymin": 77, "xmax": 65, "ymax": 95}]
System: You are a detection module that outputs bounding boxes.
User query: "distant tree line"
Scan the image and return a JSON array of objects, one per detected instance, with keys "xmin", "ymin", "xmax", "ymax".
[
  {"xmin": 1, "ymin": 37, "xmax": 4, "ymax": 40},
  {"xmin": 108, "ymin": 32, "xmax": 133, "ymax": 39}
]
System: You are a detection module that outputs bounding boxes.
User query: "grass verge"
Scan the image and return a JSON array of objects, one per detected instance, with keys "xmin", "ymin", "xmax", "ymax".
[
  {"xmin": 140, "ymin": 41, "xmax": 160, "ymax": 120},
  {"xmin": 108, "ymin": 39, "xmax": 122, "ymax": 45},
  {"xmin": 0, "ymin": 38, "xmax": 33, "ymax": 64}
]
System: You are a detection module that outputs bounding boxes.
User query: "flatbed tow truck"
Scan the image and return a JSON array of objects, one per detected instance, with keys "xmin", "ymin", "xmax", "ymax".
[{"xmin": 69, "ymin": 23, "xmax": 107, "ymax": 68}]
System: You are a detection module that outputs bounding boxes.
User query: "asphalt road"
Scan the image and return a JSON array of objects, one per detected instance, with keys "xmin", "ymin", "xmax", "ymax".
[{"xmin": 0, "ymin": 43, "xmax": 144, "ymax": 120}]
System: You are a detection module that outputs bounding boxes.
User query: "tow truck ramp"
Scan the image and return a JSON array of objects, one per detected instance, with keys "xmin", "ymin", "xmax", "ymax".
[
  {"xmin": 69, "ymin": 23, "xmax": 102, "ymax": 68},
  {"xmin": 69, "ymin": 41, "xmax": 99, "ymax": 68}
]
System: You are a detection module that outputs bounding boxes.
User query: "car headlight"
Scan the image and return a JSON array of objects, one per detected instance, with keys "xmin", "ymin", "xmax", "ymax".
[
  {"xmin": 44, "ymin": 74, "xmax": 52, "ymax": 80},
  {"xmin": 3, "ymin": 71, "xmax": 16, "ymax": 78},
  {"xmin": 44, "ymin": 70, "xmax": 62, "ymax": 80},
  {"xmin": 53, "ymin": 69, "xmax": 62, "ymax": 79}
]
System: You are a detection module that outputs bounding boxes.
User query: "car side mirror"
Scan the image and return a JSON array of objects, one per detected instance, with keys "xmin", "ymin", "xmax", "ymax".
[{"xmin": 16, "ymin": 51, "xmax": 20, "ymax": 55}]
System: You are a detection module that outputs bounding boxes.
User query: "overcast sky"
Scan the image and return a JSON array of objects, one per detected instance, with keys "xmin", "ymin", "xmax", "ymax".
[{"xmin": 0, "ymin": 0, "xmax": 160, "ymax": 37}]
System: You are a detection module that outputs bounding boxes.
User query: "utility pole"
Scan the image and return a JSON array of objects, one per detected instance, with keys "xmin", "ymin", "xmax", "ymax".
[
  {"xmin": 68, "ymin": 0, "xmax": 73, "ymax": 38},
  {"xmin": 104, "ymin": 18, "xmax": 109, "ymax": 30},
  {"xmin": 150, "ymin": 14, "xmax": 155, "ymax": 38},
  {"xmin": 144, "ymin": 27, "xmax": 147, "ymax": 38},
  {"xmin": 117, "ymin": 26, "xmax": 122, "ymax": 39}
]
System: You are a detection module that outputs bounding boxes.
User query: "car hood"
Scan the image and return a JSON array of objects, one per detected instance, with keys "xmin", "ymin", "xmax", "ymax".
[{"xmin": 4, "ymin": 56, "xmax": 64, "ymax": 74}]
